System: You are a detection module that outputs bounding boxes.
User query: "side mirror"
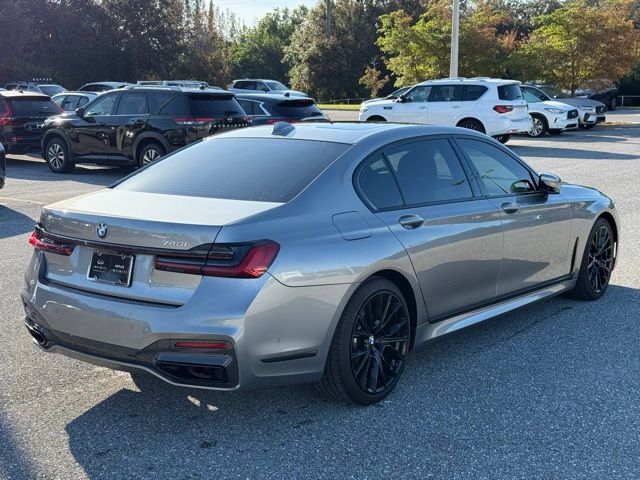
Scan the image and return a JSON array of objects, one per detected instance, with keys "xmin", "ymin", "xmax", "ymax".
[
  {"xmin": 396, "ymin": 95, "xmax": 406, "ymax": 103},
  {"xmin": 75, "ymin": 107, "xmax": 85, "ymax": 118},
  {"xmin": 539, "ymin": 173, "xmax": 561, "ymax": 193}
]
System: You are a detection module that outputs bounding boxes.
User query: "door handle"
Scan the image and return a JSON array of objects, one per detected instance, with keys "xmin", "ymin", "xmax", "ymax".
[
  {"xmin": 128, "ymin": 118, "xmax": 144, "ymax": 126},
  {"xmin": 418, "ymin": 106, "xmax": 427, "ymax": 109},
  {"xmin": 452, "ymin": 105, "xmax": 461, "ymax": 109},
  {"xmin": 501, "ymin": 202, "xmax": 520, "ymax": 214},
  {"xmin": 398, "ymin": 214, "xmax": 425, "ymax": 229}
]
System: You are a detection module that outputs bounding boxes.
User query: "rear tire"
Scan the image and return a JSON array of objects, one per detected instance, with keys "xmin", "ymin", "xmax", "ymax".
[
  {"xmin": 457, "ymin": 119, "xmax": 484, "ymax": 133},
  {"xmin": 493, "ymin": 134, "xmax": 510, "ymax": 144},
  {"xmin": 137, "ymin": 142, "xmax": 165, "ymax": 168},
  {"xmin": 527, "ymin": 114, "xmax": 548, "ymax": 137},
  {"xmin": 366, "ymin": 116, "xmax": 387, "ymax": 122},
  {"xmin": 547, "ymin": 129, "xmax": 563, "ymax": 135},
  {"xmin": 316, "ymin": 277, "xmax": 411, "ymax": 405},
  {"xmin": 44, "ymin": 137, "xmax": 74, "ymax": 173},
  {"xmin": 567, "ymin": 218, "xmax": 615, "ymax": 301}
]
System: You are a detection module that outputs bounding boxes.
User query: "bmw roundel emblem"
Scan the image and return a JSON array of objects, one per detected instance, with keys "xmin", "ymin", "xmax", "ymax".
[{"xmin": 96, "ymin": 223, "xmax": 108, "ymax": 239}]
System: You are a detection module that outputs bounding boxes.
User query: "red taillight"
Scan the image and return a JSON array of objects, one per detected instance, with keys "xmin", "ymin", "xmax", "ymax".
[
  {"xmin": 154, "ymin": 241, "xmax": 280, "ymax": 278},
  {"xmin": 493, "ymin": 105, "xmax": 514, "ymax": 114},
  {"xmin": 0, "ymin": 111, "xmax": 13, "ymax": 126},
  {"xmin": 28, "ymin": 229, "xmax": 75, "ymax": 256},
  {"xmin": 174, "ymin": 341, "xmax": 231, "ymax": 350}
]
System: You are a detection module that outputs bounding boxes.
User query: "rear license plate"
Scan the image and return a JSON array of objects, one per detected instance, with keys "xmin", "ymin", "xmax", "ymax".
[{"xmin": 87, "ymin": 251, "xmax": 134, "ymax": 286}]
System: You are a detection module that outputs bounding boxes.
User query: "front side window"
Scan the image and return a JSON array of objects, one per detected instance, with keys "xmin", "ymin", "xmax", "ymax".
[
  {"xmin": 61, "ymin": 96, "xmax": 80, "ymax": 111},
  {"xmin": 85, "ymin": 94, "xmax": 118, "ymax": 116},
  {"xmin": 78, "ymin": 96, "xmax": 90, "ymax": 107},
  {"xmin": 428, "ymin": 85, "xmax": 462, "ymax": 102},
  {"xmin": 356, "ymin": 155, "xmax": 403, "ymax": 210},
  {"xmin": 116, "ymin": 93, "xmax": 148, "ymax": 115},
  {"xmin": 403, "ymin": 86, "xmax": 431, "ymax": 103},
  {"xmin": 385, "ymin": 139, "xmax": 473, "ymax": 205},
  {"xmin": 522, "ymin": 87, "xmax": 548, "ymax": 103},
  {"xmin": 456, "ymin": 138, "xmax": 536, "ymax": 196}
]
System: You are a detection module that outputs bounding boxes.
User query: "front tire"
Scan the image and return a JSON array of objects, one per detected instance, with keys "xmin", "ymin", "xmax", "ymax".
[
  {"xmin": 527, "ymin": 115, "xmax": 547, "ymax": 137},
  {"xmin": 45, "ymin": 137, "xmax": 74, "ymax": 173},
  {"xmin": 567, "ymin": 218, "xmax": 615, "ymax": 301},
  {"xmin": 317, "ymin": 277, "xmax": 411, "ymax": 405},
  {"xmin": 547, "ymin": 128, "xmax": 563, "ymax": 135}
]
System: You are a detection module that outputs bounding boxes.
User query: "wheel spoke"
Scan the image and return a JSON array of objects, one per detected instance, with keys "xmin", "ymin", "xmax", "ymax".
[{"xmin": 376, "ymin": 335, "xmax": 408, "ymax": 345}]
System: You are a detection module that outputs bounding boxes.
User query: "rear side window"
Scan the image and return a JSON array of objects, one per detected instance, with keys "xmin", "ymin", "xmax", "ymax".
[
  {"xmin": 463, "ymin": 85, "xmax": 488, "ymax": 101},
  {"xmin": 272, "ymin": 99, "xmax": 323, "ymax": 118},
  {"xmin": 61, "ymin": 96, "xmax": 80, "ymax": 111},
  {"xmin": 237, "ymin": 99, "xmax": 264, "ymax": 116},
  {"xmin": 429, "ymin": 85, "xmax": 462, "ymax": 102},
  {"xmin": 497, "ymin": 84, "xmax": 523, "ymax": 101},
  {"xmin": 385, "ymin": 139, "xmax": 473, "ymax": 205},
  {"xmin": 78, "ymin": 96, "xmax": 90, "ymax": 107},
  {"xmin": 356, "ymin": 155, "xmax": 403, "ymax": 210},
  {"xmin": 6, "ymin": 98, "xmax": 61, "ymax": 116},
  {"xmin": 188, "ymin": 94, "xmax": 243, "ymax": 116},
  {"xmin": 157, "ymin": 94, "xmax": 189, "ymax": 116},
  {"xmin": 85, "ymin": 94, "xmax": 118, "ymax": 116},
  {"xmin": 116, "ymin": 138, "xmax": 349, "ymax": 203},
  {"xmin": 117, "ymin": 93, "xmax": 148, "ymax": 115}
]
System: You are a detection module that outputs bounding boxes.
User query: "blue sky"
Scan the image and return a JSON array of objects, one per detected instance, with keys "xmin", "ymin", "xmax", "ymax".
[{"xmin": 217, "ymin": 0, "xmax": 318, "ymax": 25}]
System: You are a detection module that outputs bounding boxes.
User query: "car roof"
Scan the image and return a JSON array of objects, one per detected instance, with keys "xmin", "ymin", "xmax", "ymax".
[
  {"xmin": 52, "ymin": 91, "xmax": 97, "ymax": 97},
  {"xmin": 0, "ymin": 90, "xmax": 50, "ymax": 98},
  {"xmin": 233, "ymin": 79, "xmax": 281, "ymax": 83},
  {"xmin": 212, "ymin": 122, "xmax": 483, "ymax": 145},
  {"xmin": 416, "ymin": 77, "xmax": 520, "ymax": 86},
  {"xmin": 121, "ymin": 86, "xmax": 234, "ymax": 94}
]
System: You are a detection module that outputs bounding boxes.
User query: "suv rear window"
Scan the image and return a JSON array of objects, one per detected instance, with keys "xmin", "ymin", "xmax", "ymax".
[
  {"xmin": 116, "ymin": 138, "xmax": 349, "ymax": 203},
  {"xmin": 271, "ymin": 99, "xmax": 323, "ymax": 118},
  {"xmin": 497, "ymin": 84, "xmax": 523, "ymax": 101},
  {"xmin": 6, "ymin": 98, "xmax": 60, "ymax": 116},
  {"xmin": 189, "ymin": 94, "xmax": 243, "ymax": 116}
]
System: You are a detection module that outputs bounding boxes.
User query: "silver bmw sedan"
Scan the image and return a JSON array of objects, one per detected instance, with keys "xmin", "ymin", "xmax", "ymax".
[{"xmin": 22, "ymin": 122, "xmax": 619, "ymax": 405}]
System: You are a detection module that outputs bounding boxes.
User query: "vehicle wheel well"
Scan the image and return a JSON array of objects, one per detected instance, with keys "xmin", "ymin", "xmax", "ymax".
[
  {"xmin": 456, "ymin": 117, "xmax": 485, "ymax": 133},
  {"xmin": 597, "ymin": 212, "xmax": 618, "ymax": 245},
  {"xmin": 43, "ymin": 133, "xmax": 70, "ymax": 157},
  {"xmin": 366, "ymin": 115, "xmax": 387, "ymax": 122},
  {"xmin": 530, "ymin": 113, "xmax": 548, "ymax": 126},
  {"xmin": 367, "ymin": 269, "xmax": 417, "ymax": 350}
]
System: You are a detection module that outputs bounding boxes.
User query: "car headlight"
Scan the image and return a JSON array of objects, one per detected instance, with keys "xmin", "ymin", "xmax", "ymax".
[
  {"xmin": 360, "ymin": 106, "xmax": 370, "ymax": 113},
  {"xmin": 544, "ymin": 108, "xmax": 565, "ymax": 114}
]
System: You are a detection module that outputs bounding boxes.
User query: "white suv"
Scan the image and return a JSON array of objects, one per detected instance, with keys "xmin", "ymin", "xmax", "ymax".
[
  {"xmin": 521, "ymin": 86, "xmax": 584, "ymax": 137},
  {"xmin": 358, "ymin": 78, "xmax": 532, "ymax": 143}
]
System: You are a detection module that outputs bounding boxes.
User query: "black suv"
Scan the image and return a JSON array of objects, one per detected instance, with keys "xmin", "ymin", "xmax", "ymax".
[
  {"xmin": 41, "ymin": 86, "xmax": 250, "ymax": 173},
  {"xmin": 0, "ymin": 91, "xmax": 62, "ymax": 153},
  {"xmin": 234, "ymin": 93, "xmax": 327, "ymax": 125}
]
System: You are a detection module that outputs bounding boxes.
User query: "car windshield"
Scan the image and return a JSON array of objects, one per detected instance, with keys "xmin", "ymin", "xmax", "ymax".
[
  {"xmin": 115, "ymin": 137, "xmax": 349, "ymax": 203},
  {"xmin": 390, "ymin": 87, "xmax": 410, "ymax": 98},
  {"xmin": 265, "ymin": 81, "xmax": 288, "ymax": 91},
  {"xmin": 538, "ymin": 86, "xmax": 565, "ymax": 99},
  {"xmin": 39, "ymin": 85, "xmax": 66, "ymax": 96}
]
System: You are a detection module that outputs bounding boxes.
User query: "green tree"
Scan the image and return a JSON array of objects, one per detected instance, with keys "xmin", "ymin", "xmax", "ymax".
[
  {"xmin": 517, "ymin": 0, "xmax": 639, "ymax": 94},
  {"xmin": 232, "ymin": 7, "xmax": 307, "ymax": 84}
]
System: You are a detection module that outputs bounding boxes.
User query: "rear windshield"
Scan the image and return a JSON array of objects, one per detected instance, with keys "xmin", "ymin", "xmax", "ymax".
[
  {"xmin": 7, "ymin": 98, "xmax": 61, "ymax": 116},
  {"xmin": 188, "ymin": 94, "xmax": 243, "ymax": 116},
  {"xmin": 116, "ymin": 137, "xmax": 349, "ymax": 202},
  {"xmin": 272, "ymin": 99, "xmax": 323, "ymax": 118},
  {"xmin": 497, "ymin": 84, "xmax": 523, "ymax": 101}
]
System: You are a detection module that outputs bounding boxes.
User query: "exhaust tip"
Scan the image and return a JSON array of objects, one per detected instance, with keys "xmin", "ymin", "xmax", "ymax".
[{"xmin": 25, "ymin": 322, "xmax": 48, "ymax": 347}]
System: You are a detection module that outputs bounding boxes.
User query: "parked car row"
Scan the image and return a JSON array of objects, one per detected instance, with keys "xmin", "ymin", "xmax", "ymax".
[{"xmin": 359, "ymin": 78, "xmax": 610, "ymax": 142}]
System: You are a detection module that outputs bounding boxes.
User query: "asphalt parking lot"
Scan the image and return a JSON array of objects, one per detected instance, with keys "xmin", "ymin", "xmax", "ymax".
[{"xmin": 1, "ymin": 126, "xmax": 639, "ymax": 479}]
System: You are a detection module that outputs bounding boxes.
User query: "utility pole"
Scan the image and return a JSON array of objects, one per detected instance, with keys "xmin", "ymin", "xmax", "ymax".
[
  {"xmin": 325, "ymin": 0, "xmax": 332, "ymax": 37},
  {"xmin": 449, "ymin": 0, "xmax": 460, "ymax": 78}
]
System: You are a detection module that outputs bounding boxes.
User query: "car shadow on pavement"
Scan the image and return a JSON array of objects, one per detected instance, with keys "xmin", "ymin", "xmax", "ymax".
[
  {"xmin": 509, "ymin": 144, "xmax": 639, "ymax": 160},
  {"xmin": 0, "ymin": 205, "xmax": 36, "ymax": 239},
  {"xmin": 6, "ymin": 156, "xmax": 130, "ymax": 186},
  {"xmin": 61, "ymin": 284, "xmax": 640, "ymax": 479}
]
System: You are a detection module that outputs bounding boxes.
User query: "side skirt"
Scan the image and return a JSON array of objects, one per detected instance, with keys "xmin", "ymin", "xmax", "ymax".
[{"xmin": 414, "ymin": 277, "xmax": 575, "ymax": 345}]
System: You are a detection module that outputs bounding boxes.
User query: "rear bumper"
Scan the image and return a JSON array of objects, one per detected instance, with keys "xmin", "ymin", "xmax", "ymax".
[
  {"xmin": 22, "ymin": 254, "xmax": 350, "ymax": 391},
  {"xmin": 0, "ymin": 135, "xmax": 42, "ymax": 154}
]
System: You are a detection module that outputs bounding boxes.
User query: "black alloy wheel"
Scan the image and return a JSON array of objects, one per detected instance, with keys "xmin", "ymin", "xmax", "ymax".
[
  {"xmin": 350, "ymin": 291, "xmax": 410, "ymax": 395},
  {"xmin": 568, "ymin": 218, "xmax": 615, "ymax": 301},
  {"xmin": 317, "ymin": 277, "xmax": 411, "ymax": 405}
]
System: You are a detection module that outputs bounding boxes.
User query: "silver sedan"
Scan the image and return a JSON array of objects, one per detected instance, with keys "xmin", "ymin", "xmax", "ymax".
[{"xmin": 22, "ymin": 122, "xmax": 619, "ymax": 405}]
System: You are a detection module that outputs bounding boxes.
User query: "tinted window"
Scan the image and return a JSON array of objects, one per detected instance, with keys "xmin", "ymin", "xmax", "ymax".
[
  {"xmin": 6, "ymin": 98, "xmax": 61, "ymax": 116},
  {"xmin": 272, "ymin": 99, "xmax": 323, "ymax": 118},
  {"xmin": 85, "ymin": 94, "xmax": 117, "ymax": 115},
  {"xmin": 428, "ymin": 85, "xmax": 462, "ymax": 102},
  {"xmin": 51, "ymin": 95, "xmax": 64, "ymax": 106},
  {"xmin": 61, "ymin": 96, "xmax": 80, "ymax": 111},
  {"xmin": 404, "ymin": 86, "xmax": 431, "ymax": 102},
  {"xmin": 157, "ymin": 95, "xmax": 190, "ymax": 116},
  {"xmin": 235, "ymin": 81, "xmax": 255, "ymax": 90},
  {"xmin": 148, "ymin": 92, "xmax": 180, "ymax": 114},
  {"xmin": 457, "ymin": 139, "xmax": 536, "ymax": 196},
  {"xmin": 357, "ymin": 155, "xmax": 403, "ymax": 209},
  {"xmin": 463, "ymin": 85, "xmax": 488, "ymax": 101},
  {"xmin": 116, "ymin": 138, "xmax": 349, "ymax": 202},
  {"xmin": 385, "ymin": 139, "xmax": 473, "ymax": 205},
  {"xmin": 78, "ymin": 96, "xmax": 90, "ymax": 107},
  {"xmin": 237, "ymin": 99, "xmax": 262, "ymax": 116},
  {"xmin": 39, "ymin": 85, "xmax": 66, "ymax": 96},
  {"xmin": 522, "ymin": 87, "xmax": 547, "ymax": 103},
  {"xmin": 117, "ymin": 93, "xmax": 148, "ymax": 115},
  {"xmin": 497, "ymin": 84, "xmax": 523, "ymax": 101},
  {"xmin": 189, "ymin": 94, "xmax": 242, "ymax": 116}
]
